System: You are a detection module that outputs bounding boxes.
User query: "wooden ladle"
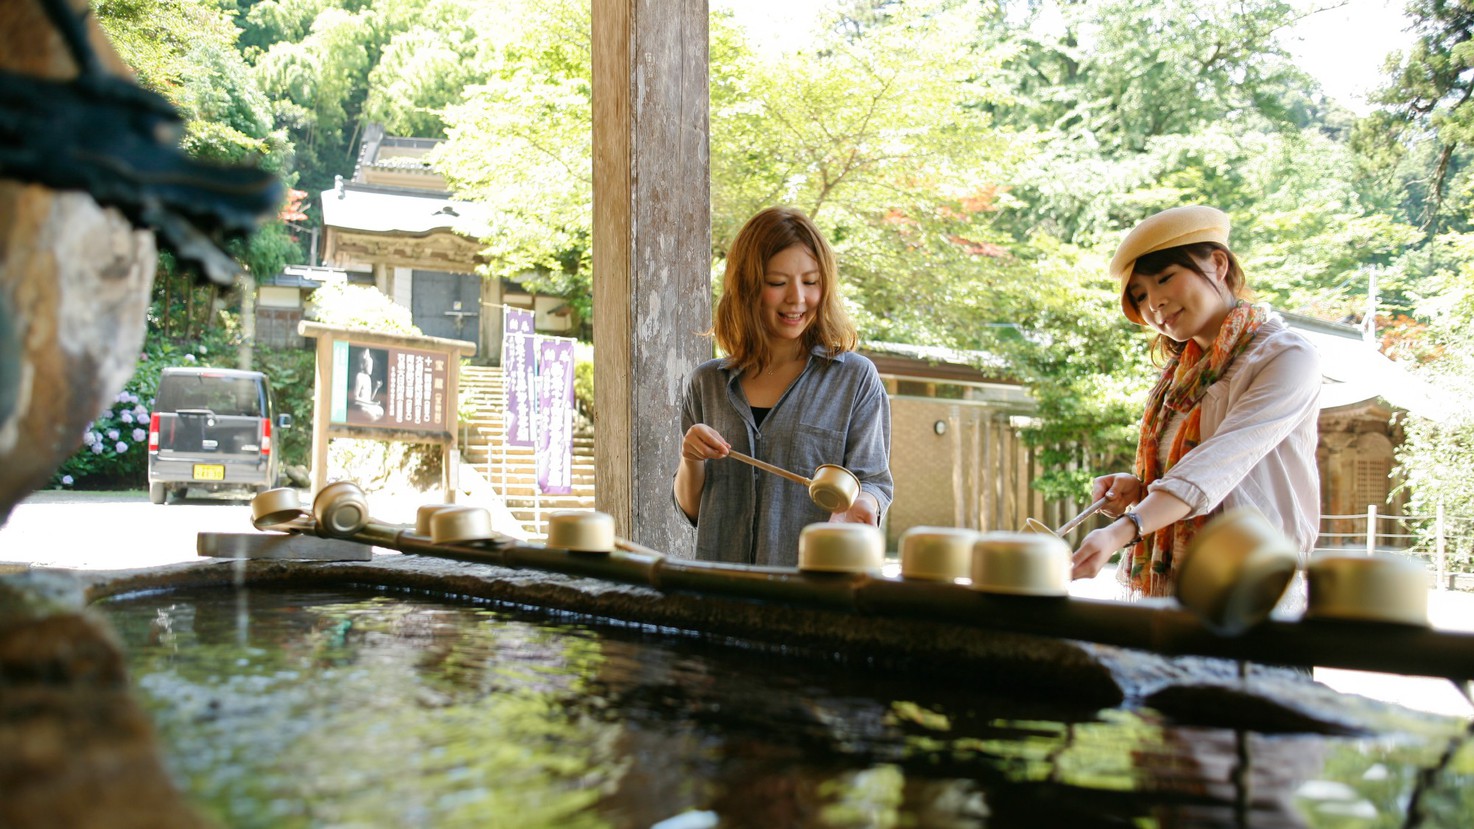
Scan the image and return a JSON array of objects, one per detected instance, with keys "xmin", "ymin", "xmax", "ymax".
[{"xmin": 725, "ymin": 449, "xmax": 860, "ymax": 513}]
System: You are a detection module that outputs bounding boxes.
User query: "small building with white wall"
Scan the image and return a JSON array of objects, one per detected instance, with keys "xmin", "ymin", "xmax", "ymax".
[{"xmin": 315, "ymin": 124, "xmax": 573, "ymax": 364}]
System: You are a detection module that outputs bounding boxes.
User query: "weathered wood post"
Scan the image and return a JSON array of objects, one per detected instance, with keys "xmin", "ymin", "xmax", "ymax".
[{"xmin": 591, "ymin": 0, "xmax": 711, "ymax": 554}]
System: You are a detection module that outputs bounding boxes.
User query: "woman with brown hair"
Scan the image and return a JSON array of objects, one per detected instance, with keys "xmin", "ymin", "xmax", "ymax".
[
  {"xmin": 1071, "ymin": 205, "xmax": 1321, "ymax": 598},
  {"xmin": 674, "ymin": 206, "xmax": 893, "ymax": 566}
]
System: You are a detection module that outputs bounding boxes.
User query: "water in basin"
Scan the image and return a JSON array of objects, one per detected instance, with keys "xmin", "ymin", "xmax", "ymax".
[{"xmin": 95, "ymin": 586, "xmax": 1474, "ymax": 828}]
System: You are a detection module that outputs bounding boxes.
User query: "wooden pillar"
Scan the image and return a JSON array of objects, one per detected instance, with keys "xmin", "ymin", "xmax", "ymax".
[
  {"xmin": 591, "ymin": 0, "xmax": 711, "ymax": 553},
  {"xmin": 310, "ymin": 333, "xmax": 333, "ymax": 496}
]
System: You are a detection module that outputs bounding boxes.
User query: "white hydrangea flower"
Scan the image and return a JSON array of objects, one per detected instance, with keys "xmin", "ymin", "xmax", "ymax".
[
  {"xmin": 115, "ymin": 441, "xmax": 128, "ymax": 453},
  {"xmin": 90, "ymin": 443, "xmax": 104, "ymax": 455},
  {"xmin": 132, "ymin": 428, "xmax": 146, "ymax": 442},
  {"xmin": 107, "ymin": 429, "xmax": 120, "ymax": 440},
  {"xmin": 61, "ymin": 475, "xmax": 73, "ymax": 486},
  {"xmin": 121, "ymin": 411, "xmax": 134, "ymax": 424}
]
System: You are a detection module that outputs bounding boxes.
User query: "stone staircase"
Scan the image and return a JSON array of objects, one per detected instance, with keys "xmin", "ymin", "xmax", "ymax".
[{"xmin": 458, "ymin": 365, "xmax": 597, "ymax": 539}]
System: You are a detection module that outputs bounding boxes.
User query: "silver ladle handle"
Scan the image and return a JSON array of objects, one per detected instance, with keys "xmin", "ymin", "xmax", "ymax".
[{"xmin": 1056, "ymin": 496, "xmax": 1110, "ymax": 536}]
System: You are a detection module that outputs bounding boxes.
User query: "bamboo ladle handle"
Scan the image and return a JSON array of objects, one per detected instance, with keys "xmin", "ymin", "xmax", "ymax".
[
  {"xmin": 724, "ymin": 449, "xmax": 813, "ymax": 487},
  {"xmin": 1056, "ymin": 496, "xmax": 1110, "ymax": 536}
]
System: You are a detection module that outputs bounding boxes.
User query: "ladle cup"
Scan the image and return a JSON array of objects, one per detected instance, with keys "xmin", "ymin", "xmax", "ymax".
[
  {"xmin": 725, "ymin": 450, "xmax": 860, "ymax": 513},
  {"xmin": 1023, "ymin": 496, "xmax": 1109, "ymax": 538},
  {"xmin": 252, "ymin": 487, "xmax": 310, "ymax": 530}
]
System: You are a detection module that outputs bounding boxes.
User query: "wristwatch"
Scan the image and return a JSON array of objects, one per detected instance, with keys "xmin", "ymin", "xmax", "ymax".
[{"xmin": 1120, "ymin": 510, "xmax": 1144, "ymax": 546}]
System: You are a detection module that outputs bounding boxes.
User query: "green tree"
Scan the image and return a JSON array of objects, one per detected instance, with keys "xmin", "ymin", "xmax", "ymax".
[
  {"xmin": 1394, "ymin": 231, "xmax": 1474, "ymax": 560},
  {"xmin": 239, "ymin": 0, "xmax": 491, "ymax": 199},
  {"xmin": 307, "ymin": 283, "xmax": 422, "ymax": 334},
  {"xmin": 97, "ymin": 0, "xmax": 299, "ymax": 333},
  {"xmin": 252, "ymin": 6, "xmax": 374, "ymax": 190},
  {"xmin": 362, "ymin": 0, "xmax": 496, "ymax": 136},
  {"xmin": 988, "ymin": 0, "xmax": 1318, "ymax": 158},
  {"xmin": 714, "ymin": 0, "xmax": 1029, "ymax": 350},
  {"xmin": 985, "ymin": 0, "xmax": 1332, "ymax": 243},
  {"xmin": 234, "ymin": 0, "xmax": 343, "ymax": 57},
  {"xmin": 1361, "ymin": 0, "xmax": 1474, "ymax": 235},
  {"xmin": 431, "ymin": 0, "xmax": 594, "ymax": 321},
  {"xmin": 52, "ymin": 0, "xmax": 308, "ymax": 486}
]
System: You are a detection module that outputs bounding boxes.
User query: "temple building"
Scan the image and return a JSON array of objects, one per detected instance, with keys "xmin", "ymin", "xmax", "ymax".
[{"xmin": 315, "ymin": 124, "xmax": 577, "ymax": 363}]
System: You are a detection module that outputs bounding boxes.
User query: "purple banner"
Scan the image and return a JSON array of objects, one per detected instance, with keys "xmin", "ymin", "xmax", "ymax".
[
  {"xmin": 502, "ymin": 307, "xmax": 536, "ymax": 447},
  {"xmin": 535, "ymin": 338, "xmax": 575, "ymax": 496}
]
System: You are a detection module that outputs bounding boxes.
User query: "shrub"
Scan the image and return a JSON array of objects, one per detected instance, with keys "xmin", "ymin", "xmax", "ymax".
[
  {"xmin": 254, "ymin": 345, "xmax": 315, "ymax": 470},
  {"xmin": 51, "ymin": 336, "xmax": 231, "ymax": 489},
  {"xmin": 574, "ymin": 356, "xmax": 594, "ymax": 423},
  {"xmin": 307, "ymin": 282, "xmax": 421, "ymax": 334}
]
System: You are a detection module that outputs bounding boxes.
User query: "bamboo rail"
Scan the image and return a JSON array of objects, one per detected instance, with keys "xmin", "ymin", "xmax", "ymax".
[{"xmin": 253, "ymin": 487, "xmax": 1474, "ymax": 685}]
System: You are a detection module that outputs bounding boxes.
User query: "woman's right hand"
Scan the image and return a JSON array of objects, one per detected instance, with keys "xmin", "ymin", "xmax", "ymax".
[
  {"xmin": 682, "ymin": 424, "xmax": 731, "ymax": 462},
  {"xmin": 1090, "ymin": 473, "xmax": 1142, "ymax": 518}
]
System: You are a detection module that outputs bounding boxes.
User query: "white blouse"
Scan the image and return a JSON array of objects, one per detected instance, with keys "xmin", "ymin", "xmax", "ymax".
[{"xmin": 1147, "ymin": 313, "xmax": 1322, "ymax": 557}]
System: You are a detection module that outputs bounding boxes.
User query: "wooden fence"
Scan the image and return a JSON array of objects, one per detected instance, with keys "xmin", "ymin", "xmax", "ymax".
[{"xmin": 1317, "ymin": 504, "xmax": 1474, "ymax": 588}]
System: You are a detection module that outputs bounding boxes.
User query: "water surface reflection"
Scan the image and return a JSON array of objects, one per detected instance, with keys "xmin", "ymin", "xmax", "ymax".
[{"xmin": 97, "ymin": 587, "xmax": 1474, "ymax": 828}]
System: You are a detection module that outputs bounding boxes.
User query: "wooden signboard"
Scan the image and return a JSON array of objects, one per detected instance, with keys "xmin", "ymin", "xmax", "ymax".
[{"xmin": 298, "ymin": 321, "xmax": 477, "ymax": 500}]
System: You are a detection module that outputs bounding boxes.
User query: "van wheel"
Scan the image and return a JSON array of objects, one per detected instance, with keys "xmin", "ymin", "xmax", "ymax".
[{"xmin": 149, "ymin": 483, "xmax": 167, "ymax": 505}]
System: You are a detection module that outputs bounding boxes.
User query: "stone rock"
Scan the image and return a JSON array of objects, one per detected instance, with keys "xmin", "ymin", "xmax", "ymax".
[
  {"xmin": 283, "ymin": 464, "xmax": 312, "ymax": 488},
  {"xmin": 0, "ymin": 569, "xmax": 87, "ymax": 626},
  {"xmin": 0, "ymin": 0, "xmax": 156, "ymax": 525},
  {"xmin": 0, "ymin": 568, "xmax": 211, "ymax": 828}
]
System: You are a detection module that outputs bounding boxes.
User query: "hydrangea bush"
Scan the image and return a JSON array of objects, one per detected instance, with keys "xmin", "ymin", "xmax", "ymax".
[{"xmin": 51, "ymin": 337, "xmax": 228, "ymax": 489}]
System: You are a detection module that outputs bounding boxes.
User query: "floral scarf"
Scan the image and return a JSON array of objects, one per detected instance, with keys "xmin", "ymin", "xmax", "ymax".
[{"xmin": 1124, "ymin": 301, "xmax": 1267, "ymax": 597}]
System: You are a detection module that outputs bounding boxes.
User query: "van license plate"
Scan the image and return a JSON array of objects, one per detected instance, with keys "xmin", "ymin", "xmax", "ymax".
[{"xmin": 193, "ymin": 464, "xmax": 226, "ymax": 481}]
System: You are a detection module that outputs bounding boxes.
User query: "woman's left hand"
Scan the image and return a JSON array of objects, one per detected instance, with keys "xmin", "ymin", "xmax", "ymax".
[
  {"xmin": 829, "ymin": 492, "xmax": 879, "ymax": 526},
  {"xmin": 1072, "ymin": 520, "xmax": 1136, "ymax": 580}
]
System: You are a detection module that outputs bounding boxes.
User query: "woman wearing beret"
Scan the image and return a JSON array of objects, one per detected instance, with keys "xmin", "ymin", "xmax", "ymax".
[
  {"xmin": 1071, "ymin": 205, "xmax": 1321, "ymax": 598},
  {"xmin": 674, "ymin": 206, "xmax": 893, "ymax": 566}
]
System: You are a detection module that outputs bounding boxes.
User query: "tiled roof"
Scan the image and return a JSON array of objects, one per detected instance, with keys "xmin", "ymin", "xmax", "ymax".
[{"xmin": 1286, "ymin": 313, "xmax": 1450, "ymax": 420}]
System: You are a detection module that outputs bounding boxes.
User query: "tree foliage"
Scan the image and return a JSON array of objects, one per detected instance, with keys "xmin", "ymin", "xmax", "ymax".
[
  {"xmin": 1361, "ymin": 0, "xmax": 1474, "ymax": 235},
  {"xmin": 306, "ymin": 283, "xmax": 422, "ymax": 333},
  {"xmin": 1394, "ymin": 231, "xmax": 1474, "ymax": 556},
  {"xmin": 996, "ymin": 0, "xmax": 1316, "ymax": 151},
  {"xmin": 67, "ymin": 0, "xmax": 1474, "ymax": 514},
  {"xmin": 431, "ymin": 0, "xmax": 593, "ymax": 318},
  {"xmin": 711, "ymin": 1, "xmax": 1029, "ymax": 351},
  {"xmin": 1346, "ymin": 1, "xmax": 1474, "ymax": 555}
]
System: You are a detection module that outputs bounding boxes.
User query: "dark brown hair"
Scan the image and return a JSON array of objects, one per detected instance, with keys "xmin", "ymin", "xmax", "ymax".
[{"xmin": 713, "ymin": 206, "xmax": 857, "ymax": 373}]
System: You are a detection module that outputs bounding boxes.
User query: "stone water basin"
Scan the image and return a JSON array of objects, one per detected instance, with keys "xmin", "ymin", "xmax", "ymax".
[{"xmin": 5, "ymin": 553, "xmax": 1474, "ymax": 828}]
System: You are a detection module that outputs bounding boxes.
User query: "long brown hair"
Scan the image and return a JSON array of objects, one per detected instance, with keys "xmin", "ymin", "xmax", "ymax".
[
  {"xmin": 714, "ymin": 207, "xmax": 857, "ymax": 374},
  {"xmin": 1128, "ymin": 242, "xmax": 1251, "ymax": 363}
]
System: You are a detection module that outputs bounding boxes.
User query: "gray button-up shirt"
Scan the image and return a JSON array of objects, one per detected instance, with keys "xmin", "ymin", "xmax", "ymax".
[{"xmin": 677, "ymin": 346, "xmax": 894, "ymax": 566}]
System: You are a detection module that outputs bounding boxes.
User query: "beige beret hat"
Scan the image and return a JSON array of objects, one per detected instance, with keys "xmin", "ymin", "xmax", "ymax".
[{"xmin": 1109, "ymin": 205, "xmax": 1230, "ymax": 324}]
